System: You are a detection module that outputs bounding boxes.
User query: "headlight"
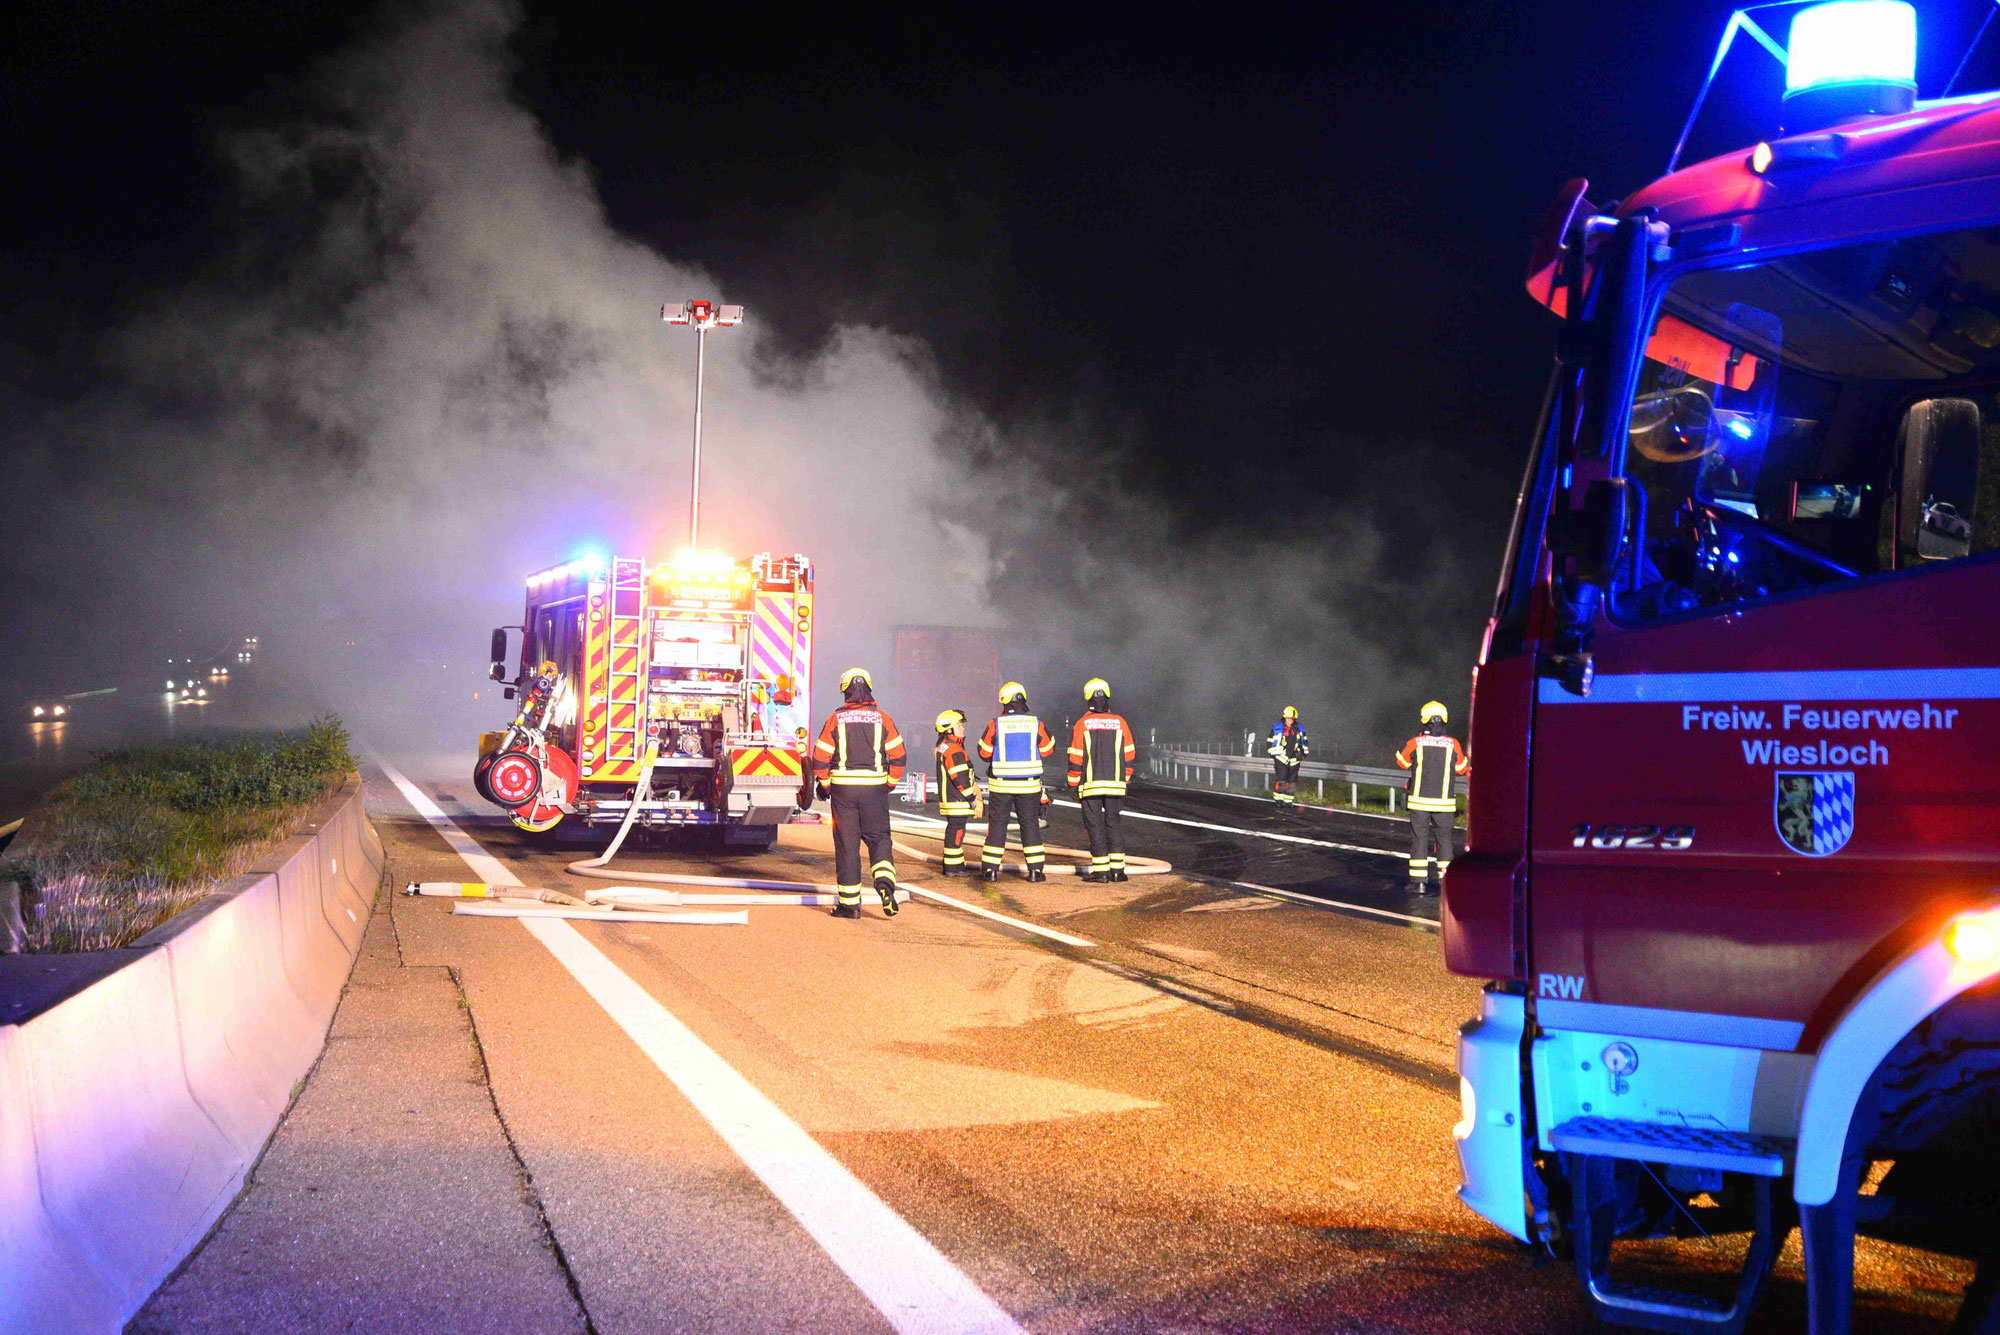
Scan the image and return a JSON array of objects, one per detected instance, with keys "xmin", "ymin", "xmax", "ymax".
[
  {"xmin": 1945, "ymin": 909, "xmax": 2000, "ymax": 967},
  {"xmin": 31, "ymin": 705, "xmax": 44, "ymax": 717}
]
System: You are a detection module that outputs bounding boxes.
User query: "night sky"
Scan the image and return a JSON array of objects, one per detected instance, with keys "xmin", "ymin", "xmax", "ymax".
[{"xmin": 8, "ymin": 1, "xmax": 1999, "ymax": 752}]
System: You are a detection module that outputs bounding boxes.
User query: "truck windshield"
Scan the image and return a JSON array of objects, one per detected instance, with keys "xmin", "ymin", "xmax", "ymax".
[{"xmin": 1612, "ymin": 223, "xmax": 2000, "ymax": 624}]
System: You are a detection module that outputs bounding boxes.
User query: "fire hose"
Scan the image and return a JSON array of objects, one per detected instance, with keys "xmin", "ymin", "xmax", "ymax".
[{"xmin": 416, "ymin": 742, "xmax": 1170, "ymax": 919}]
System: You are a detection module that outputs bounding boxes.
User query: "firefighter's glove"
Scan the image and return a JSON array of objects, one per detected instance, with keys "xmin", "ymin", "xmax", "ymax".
[{"xmin": 814, "ymin": 781, "xmax": 831, "ymax": 801}]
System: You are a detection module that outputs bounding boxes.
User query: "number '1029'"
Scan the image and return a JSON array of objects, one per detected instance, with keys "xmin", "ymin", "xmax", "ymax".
[{"xmin": 1570, "ymin": 824, "xmax": 1697, "ymax": 850}]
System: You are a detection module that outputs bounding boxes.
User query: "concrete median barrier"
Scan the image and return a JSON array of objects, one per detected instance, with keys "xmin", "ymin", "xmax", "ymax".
[{"xmin": 0, "ymin": 774, "xmax": 381, "ymax": 1334}]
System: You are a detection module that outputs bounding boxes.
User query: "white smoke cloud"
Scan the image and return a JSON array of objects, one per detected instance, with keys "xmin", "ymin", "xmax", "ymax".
[{"xmin": 6, "ymin": 0, "xmax": 1488, "ymax": 761}]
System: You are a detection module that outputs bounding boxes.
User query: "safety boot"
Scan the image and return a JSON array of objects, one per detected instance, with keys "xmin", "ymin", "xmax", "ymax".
[
  {"xmin": 1080, "ymin": 872, "xmax": 1107, "ymax": 884},
  {"xmin": 1110, "ymin": 870, "xmax": 1128, "ymax": 882},
  {"xmin": 940, "ymin": 863, "xmax": 968, "ymax": 877},
  {"xmin": 831, "ymin": 903, "xmax": 861, "ymax": 919},
  {"xmin": 981, "ymin": 866, "xmax": 1000, "ymax": 883},
  {"xmin": 876, "ymin": 877, "xmax": 900, "ymax": 916},
  {"xmin": 1026, "ymin": 868, "xmax": 1047, "ymax": 883}
]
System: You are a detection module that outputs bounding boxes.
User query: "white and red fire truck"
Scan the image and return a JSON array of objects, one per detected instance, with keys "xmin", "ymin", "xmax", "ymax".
[
  {"xmin": 1452, "ymin": 4, "xmax": 2000, "ymax": 1331},
  {"xmin": 474, "ymin": 550, "xmax": 816, "ymax": 849}
]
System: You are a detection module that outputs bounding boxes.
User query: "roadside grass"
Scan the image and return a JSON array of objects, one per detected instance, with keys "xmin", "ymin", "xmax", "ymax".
[{"xmin": 0, "ymin": 717, "xmax": 354, "ymax": 953}]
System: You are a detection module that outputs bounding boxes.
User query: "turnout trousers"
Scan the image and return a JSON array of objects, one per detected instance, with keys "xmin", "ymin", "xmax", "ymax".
[
  {"xmin": 1271, "ymin": 760, "xmax": 1300, "ymax": 806},
  {"xmin": 980, "ymin": 791, "xmax": 1046, "ymax": 872},
  {"xmin": 1080, "ymin": 796, "xmax": 1126, "ymax": 877},
  {"xmin": 941, "ymin": 816, "xmax": 969, "ymax": 869},
  {"xmin": 831, "ymin": 784, "xmax": 896, "ymax": 907},
  {"xmin": 1408, "ymin": 808, "xmax": 1453, "ymax": 887}
]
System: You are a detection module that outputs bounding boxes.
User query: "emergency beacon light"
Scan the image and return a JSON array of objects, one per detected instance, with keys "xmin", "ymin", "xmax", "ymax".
[{"xmin": 1782, "ymin": 1, "xmax": 1918, "ymax": 130}]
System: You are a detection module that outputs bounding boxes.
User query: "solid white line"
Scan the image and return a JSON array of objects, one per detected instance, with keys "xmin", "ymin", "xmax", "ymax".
[
  {"xmin": 1050, "ymin": 798, "xmax": 1405, "ymax": 860},
  {"xmin": 1229, "ymin": 880, "xmax": 1439, "ymax": 928},
  {"xmin": 368, "ymin": 756, "xmax": 1024, "ymax": 1335},
  {"xmin": 372, "ymin": 756, "xmax": 521, "ymax": 886},
  {"xmin": 524, "ymin": 917, "xmax": 1025, "ymax": 1335},
  {"xmin": 900, "ymin": 885, "xmax": 1096, "ymax": 948}
]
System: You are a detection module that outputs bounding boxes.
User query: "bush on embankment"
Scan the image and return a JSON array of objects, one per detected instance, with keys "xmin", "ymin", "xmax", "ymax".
[{"xmin": 0, "ymin": 717, "xmax": 354, "ymax": 953}]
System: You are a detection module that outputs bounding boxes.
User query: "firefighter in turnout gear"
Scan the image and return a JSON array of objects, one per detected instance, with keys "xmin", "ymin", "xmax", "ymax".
[
  {"xmin": 934, "ymin": 709, "xmax": 980, "ymax": 876},
  {"xmin": 1395, "ymin": 700, "xmax": 1468, "ymax": 893},
  {"xmin": 977, "ymin": 682, "xmax": 1055, "ymax": 881},
  {"xmin": 811, "ymin": 668, "xmax": 907, "ymax": 917},
  {"xmin": 1067, "ymin": 678, "xmax": 1136, "ymax": 882},
  {"xmin": 1268, "ymin": 706, "xmax": 1310, "ymax": 808}
]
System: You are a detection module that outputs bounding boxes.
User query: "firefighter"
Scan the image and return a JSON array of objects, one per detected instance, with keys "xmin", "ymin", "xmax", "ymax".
[
  {"xmin": 977, "ymin": 681, "xmax": 1055, "ymax": 881},
  {"xmin": 810, "ymin": 668, "xmax": 907, "ymax": 918},
  {"xmin": 934, "ymin": 709, "xmax": 980, "ymax": 875},
  {"xmin": 1267, "ymin": 706, "xmax": 1310, "ymax": 808},
  {"xmin": 1395, "ymin": 700, "xmax": 1469, "ymax": 893},
  {"xmin": 1066, "ymin": 678, "xmax": 1136, "ymax": 882}
]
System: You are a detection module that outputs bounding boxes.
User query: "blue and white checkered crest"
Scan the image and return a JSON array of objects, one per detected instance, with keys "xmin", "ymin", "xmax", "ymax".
[{"xmin": 1773, "ymin": 770, "xmax": 1854, "ymax": 857}]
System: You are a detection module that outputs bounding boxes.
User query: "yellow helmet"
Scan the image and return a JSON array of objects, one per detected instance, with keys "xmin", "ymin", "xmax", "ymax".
[
  {"xmin": 839, "ymin": 667, "xmax": 873, "ymax": 691},
  {"xmin": 1420, "ymin": 700, "xmax": 1449, "ymax": 723},
  {"xmin": 1282, "ymin": 705, "xmax": 1298, "ymax": 719},
  {"xmin": 998, "ymin": 681, "xmax": 1027, "ymax": 705},
  {"xmin": 1083, "ymin": 677, "xmax": 1111, "ymax": 702},
  {"xmin": 935, "ymin": 708, "xmax": 965, "ymax": 732}
]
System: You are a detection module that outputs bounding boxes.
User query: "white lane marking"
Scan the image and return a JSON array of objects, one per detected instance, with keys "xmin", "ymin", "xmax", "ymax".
[
  {"xmin": 525, "ymin": 917, "xmax": 1025, "ymax": 1335},
  {"xmin": 1229, "ymin": 880, "xmax": 1439, "ymax": 929},
  {"xmin": 369, "ymin": 755, "xmax": 1026, "ymax": 1335},
  {"xmin": 372, "ymin": 756, "xmax": 520, "ymax": 885},
  {"xmin": 901, "ymin": 885, "xmax": 1096, "ymax": 948},
  {"xmin": 1049, "ymin": 798, "xmax": 1405, "ymax": 860}
]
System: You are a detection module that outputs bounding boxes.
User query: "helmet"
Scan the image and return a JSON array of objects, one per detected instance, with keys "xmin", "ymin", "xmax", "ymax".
[
  {"xmin": 1420, "ymin": 700, "xmax": 1449, "ymax": 723},
  {"xmin": 935, "ymin": 708, "xmax": 965, "ymax": 733},
  {"xmin": 998, "ymin": 681, "xmax": 1027, "ymax": 705},
  {"xmin": 1282, "ymin": 705, "xmax": 1298, "ymax": 719},
  {"xmin": 839, "ymin": 667, "xmax": 873, "ymax": 691},
  {"xmin": 1083, "ymin": 677, "xmax": 1111, "ymax": 703}
]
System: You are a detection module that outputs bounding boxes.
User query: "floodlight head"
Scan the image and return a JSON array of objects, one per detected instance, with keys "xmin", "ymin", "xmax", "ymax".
[{"xmin": 662, "ymin": 299, "xmax": 745, "ymax": 330}]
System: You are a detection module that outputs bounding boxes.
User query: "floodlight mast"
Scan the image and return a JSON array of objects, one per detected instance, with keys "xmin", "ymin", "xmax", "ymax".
[{"xmin": 660, "ymin": 299, "xmax": 746, "ymax": 549}]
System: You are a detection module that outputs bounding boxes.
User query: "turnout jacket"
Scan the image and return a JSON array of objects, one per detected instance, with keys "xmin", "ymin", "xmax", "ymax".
[
  {"xmin": 1395, "ymin": 731, "xmax": 1468, "ymax": 812},
  {"xmin": 1066, "ymin": 709, "xmax": 1137, "ymax": 797},
  {"xmin": 935, "ymin": 738, "xmax": 979, "ymax": 815},
  {"xmin": 978, "ymin": 713, "xmax": 1056, "ymax": 793},
  {"xmin": 1268, "ymin": 720, "xmax": 1311, "ymax": 764},
  {"xmin": 812, "ymin": 701, "xmax": 907, "ymax": 786}
]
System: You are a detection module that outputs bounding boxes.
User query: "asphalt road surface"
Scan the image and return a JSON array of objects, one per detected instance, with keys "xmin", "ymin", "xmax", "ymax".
[{"xmin": 139, "ymin": 747, "xmax": 1973, "ymax": 1334}]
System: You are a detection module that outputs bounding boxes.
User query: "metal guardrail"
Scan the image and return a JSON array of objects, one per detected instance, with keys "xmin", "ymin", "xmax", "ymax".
[{"xmin": 1146, "ymin": 748, "xmax": 1465, "ymax": 812}]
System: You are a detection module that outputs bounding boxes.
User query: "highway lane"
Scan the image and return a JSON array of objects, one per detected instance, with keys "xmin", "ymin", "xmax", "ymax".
[{"xmin": 301, "ymin": 745, "xmax": 1969, "ymax": 1335}]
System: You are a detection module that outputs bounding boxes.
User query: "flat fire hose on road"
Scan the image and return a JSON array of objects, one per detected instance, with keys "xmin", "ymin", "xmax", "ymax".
[{"xmin": 419, "ymin": 740, "xmax": 1169, "ymax": 922}]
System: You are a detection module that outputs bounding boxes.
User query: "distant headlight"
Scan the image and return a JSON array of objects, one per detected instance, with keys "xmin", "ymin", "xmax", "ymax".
[
  {"xmin": 53, "ymin": 705, "xmax": 66, "ymax": 716},
  {"xmin": 196, "ymin": 689, "xmax": 206, "ymax": 698},
  {"xmin": 31, "ymin": 705, "xmax": 44, "ymax": 717}
]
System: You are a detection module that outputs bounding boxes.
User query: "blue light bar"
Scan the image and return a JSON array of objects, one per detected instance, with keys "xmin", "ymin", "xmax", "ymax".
[{"xmin": 1786, "ymin": 1, "xmax": 1916, "ymax": 94}]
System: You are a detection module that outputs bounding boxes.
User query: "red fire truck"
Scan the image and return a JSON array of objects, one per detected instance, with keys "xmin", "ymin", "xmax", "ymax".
[
  {"xmin": 1450, "ymin": 5, "xmax": 2000, "ymax": 1331},
  {"xmin": 474, "ymin": 550, "xmax": 815, "ymax": 849}
]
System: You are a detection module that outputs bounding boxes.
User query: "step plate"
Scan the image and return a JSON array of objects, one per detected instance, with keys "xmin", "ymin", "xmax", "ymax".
[{"xmin": 1550, "ymin": 1116, "xmax": 1788, "ymax": 1177}]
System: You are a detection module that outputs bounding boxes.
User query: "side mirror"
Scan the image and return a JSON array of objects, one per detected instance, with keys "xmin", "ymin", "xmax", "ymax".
[
  {"xmin": 489, "ymin": 627, "xmax": 511, "ymax": 663},
  {"xmin": 1898, "ymin": 398, "xmax": 1983, "ymax": 562},
  {"xmin": 489, "ymin": 662, "xmax": 507, "ymax": 683},
  {"xmin": 503, "ymin": 687, "xmax": 517, "ymax": 701}
]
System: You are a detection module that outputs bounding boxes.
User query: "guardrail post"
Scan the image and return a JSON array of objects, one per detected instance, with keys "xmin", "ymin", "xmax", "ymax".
[
  {"xmin": 1350, "ymin": 781, "xmax": 1358, "ymax": 806},
  {"xmin": 1389, "ymin": 786, "xmax": 1397, "ymax": 813}
]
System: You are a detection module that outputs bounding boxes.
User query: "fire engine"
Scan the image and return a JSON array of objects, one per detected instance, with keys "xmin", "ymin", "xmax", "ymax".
[
  {"xmin": 1451, "ymin": 4, "xmax": 2000, "ymax": 1331},
  {"xmin": 474, "ymin": 549, "xmax": 815, "ymax": 849}
]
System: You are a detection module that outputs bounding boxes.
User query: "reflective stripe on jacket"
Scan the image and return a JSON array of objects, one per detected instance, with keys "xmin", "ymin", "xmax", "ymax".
[
  {"xmin": 1395, "ymin": 733, "xmax": 1467, "ymax": 812},
  {"xmin": 812, "ymin": 704, "xmax": 906, "ymax": 785},
  {"xmin": 1066, "ymin": 711, "xmax": 1136, "ymax": 797},
  {"xmin": 935, "ymin": 739, "xmax": 978, "ymax": 814},
  {"xmin": 978, "ymin": 714, "xmax": 1054, "ymax": 793}
]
